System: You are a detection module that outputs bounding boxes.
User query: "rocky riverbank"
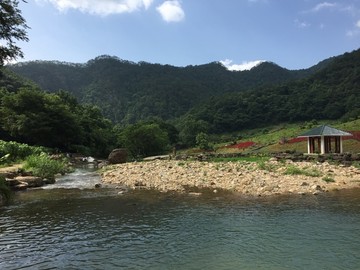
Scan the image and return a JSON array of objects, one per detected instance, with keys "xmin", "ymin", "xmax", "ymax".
[{"xmin": 101, "ymin": 159, "xmax": 360, "ymax": 196}]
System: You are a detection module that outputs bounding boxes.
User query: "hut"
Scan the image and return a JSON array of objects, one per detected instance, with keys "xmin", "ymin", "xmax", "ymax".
[{"xmin": 298, "ymin": 125, "xmax": 352, "ymax": 154}]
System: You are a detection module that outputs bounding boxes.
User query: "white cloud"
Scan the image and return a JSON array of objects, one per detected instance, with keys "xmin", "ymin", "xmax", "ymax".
[
  {"xmin": 295, "ymin": 19, "xmax": 311, "ymax": 28},
  {"xmin": 156, "ymin": 1, "xmax": 185, "ymax": 22},
  {"xmin": 37, "ymin": 0, "xmax": 154, "ymax": 16},
  {"xmin": 346, "ymin": 20, "xmax": 360, "ymax": 37},
  {"xmin": 220, "ymin": 59, "xmax": 265, "ymax": 71},
  {"xmin": 311, "ymin": 2, "xmax": 337, "ymax": 12},
  {"xmin": 357, "ymin": 20, "xmax": 360, "ymax": 28}
]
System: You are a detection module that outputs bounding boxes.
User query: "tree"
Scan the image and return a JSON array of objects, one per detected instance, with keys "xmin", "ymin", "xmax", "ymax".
[
  {"xmin": 119, "ymin": 123, "xmax": 170, "ymax": 158},
  {"xmin": 0, "ymin": 0, "xmax": 29, "ymax": 65},
  {"xmin": 196, "ymin": 132, "xmax": 212, "ymax": 151}
]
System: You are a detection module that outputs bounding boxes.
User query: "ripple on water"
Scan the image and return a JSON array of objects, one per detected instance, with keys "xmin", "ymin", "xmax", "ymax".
[{"xmin": 1, "ymin": 188, "xmax": 360, "ymax": 269}]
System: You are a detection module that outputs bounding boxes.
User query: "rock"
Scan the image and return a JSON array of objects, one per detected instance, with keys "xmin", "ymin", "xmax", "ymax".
[
  {"xmin": 13, "ymin": 182, "xmax": 29, "ymax": 190},
  {"xmin": 108, "ymin": 148, "xmax": 128, "ymax": 164},
  {"xmin": 143, "ymin": 155, "xmax": 170, "ymax": 161},
  {"xmin": 5, "ymin": 178, "xmax": 22, "ymax": 187},
  {"xmin": 14, "ymin": 176, "xmax": 43, "ymax": 188},
  {"xmin": 43, "ymin": 178, "xmax": 55, "ymax": 184},
  {"xmin": 311, "ymin": 184, "xmax": 322, "ymax": 191},
  {"xmin": 188, "ymin": 192, "xmax": 202, "ymax": 196},
  {"xmin": 95, "ymin": 183, "xmax": 102, "ymax": 188}
]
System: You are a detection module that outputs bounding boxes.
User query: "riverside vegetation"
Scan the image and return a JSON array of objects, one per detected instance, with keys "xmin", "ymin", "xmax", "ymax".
[{"xmin": 0, "ymin": 140, "xmax": 71, "ymax": 204}]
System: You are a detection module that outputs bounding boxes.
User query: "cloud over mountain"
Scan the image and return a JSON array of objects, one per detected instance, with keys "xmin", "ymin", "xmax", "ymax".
[{"xmin": 220, "ymin": 59, "xmax": 265, "ymax": 71}]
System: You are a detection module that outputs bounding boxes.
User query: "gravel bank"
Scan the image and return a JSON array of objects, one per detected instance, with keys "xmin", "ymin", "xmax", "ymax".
[{"xmin": 101, "ymin": 159, "xmax": 360, "ymax": 196}]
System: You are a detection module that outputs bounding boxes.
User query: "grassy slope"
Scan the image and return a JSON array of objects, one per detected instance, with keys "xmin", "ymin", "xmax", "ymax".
[{"xmin": 215, "ymin": 119, "xmax": 360, "ymax": 154}]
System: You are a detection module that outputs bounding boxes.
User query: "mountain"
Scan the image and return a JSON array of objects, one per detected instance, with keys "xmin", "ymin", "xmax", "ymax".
[
  {"xmin": 7, "ymin": 55, "xmax": 327, "ymax": 124},
  {"xmin": 184, "ymin": 49, "xmax": 360, "ymax": 133}
]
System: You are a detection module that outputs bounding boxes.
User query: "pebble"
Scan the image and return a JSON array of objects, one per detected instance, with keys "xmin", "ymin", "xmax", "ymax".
[{"xmin": 101, "ymin": 160, "xmax": 360, "ymax": 197}]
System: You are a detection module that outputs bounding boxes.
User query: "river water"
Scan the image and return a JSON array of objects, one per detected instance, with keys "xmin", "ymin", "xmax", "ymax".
[{"xmin": 1, "ymin": 168, "xmax": 360, "ymax": 269}]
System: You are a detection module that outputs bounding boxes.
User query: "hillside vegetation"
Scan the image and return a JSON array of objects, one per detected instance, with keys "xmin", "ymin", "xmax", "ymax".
[
  {"xmin": 1, "ymin": 49, "xmax": 359, "ymax": 157},
  {"xmin": 8, "ymin": 54, "xmax": 330, "ymax": 124}
]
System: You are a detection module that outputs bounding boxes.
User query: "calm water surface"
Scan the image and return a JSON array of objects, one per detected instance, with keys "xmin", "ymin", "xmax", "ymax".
[{"xmin": 1, "ymin": 169, "xmax": 360, "ymax": 269}]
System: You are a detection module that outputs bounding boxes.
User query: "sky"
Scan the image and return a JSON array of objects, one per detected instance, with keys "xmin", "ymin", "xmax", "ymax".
[{"xmin": 15, "ymin": 0, "xmax": 360, "ymax": 70}]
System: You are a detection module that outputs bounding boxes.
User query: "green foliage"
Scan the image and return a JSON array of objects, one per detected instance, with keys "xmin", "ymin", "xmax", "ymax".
[
  {"xmin": 257, "ymin": 161, "xmax": 278, "ymax": 172},
  {"xmin": 210, "ymin": 156, "xmax": 269, "ymax": 163},
  {"xmin": 23, "ymin": 153, "xmax": 69, "ymax": 180},
  {"xmin": 3, "ymin": 48, "xmax": 360, "ymax": 151},
  {"xmin": 0, "ymin": 0, "xmax": 29, "ymax": 65},
  {"xmin": 0, "ymin": 175, "xmax": 12, "ymax": 204},
  {"xmin": 7, "ymin": 55, "xmax": 315, "ymax": 125},
  {"xmin": 183, "ymin": 49, "xmax": 360, "ymax": 134},
  {"xmin": 0, "ymin": 140, "xmax": 46, "ymax": 163},
  {"xmin": 322, "ymin": 175, "xmax": 335, "ymax": 183},
  {"xmin": 0, "ymin": 84, "xmax": 116, "ymax": 157},
  {"xmin": 119, "ymin": 122, "xmax": 170, "ymax": 158},
  {"xmin": 284, "ymin": 165, "xmax": 322, "ymax": 177},
  {"xmin": 196, "ymin": 132, "xmax": 212, "ymax": 151},
  {"xmin": 178, "ymin": 116, "xmax": 209, "ymax": 147}
]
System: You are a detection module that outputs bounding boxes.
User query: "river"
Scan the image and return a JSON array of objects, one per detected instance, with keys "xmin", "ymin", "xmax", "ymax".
[{"xmin": 1, "ymin": 168, "xmax": 360, "ymax": 269}]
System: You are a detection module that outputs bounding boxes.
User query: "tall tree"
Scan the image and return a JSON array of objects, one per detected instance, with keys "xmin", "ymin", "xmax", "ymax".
[{"xmin": 0, "ymin": 0, "xmax": 29, "ymax": 65}]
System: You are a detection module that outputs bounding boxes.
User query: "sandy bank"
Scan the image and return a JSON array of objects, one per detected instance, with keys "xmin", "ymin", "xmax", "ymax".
[{"xmin": 101, "ymin": 159, "xmax": 360, "ymax": 196}]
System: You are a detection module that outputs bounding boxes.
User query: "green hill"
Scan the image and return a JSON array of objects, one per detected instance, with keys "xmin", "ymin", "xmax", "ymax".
[{"xmin": 8, "ymin": 55, "xmax": 327, "ymax": 124}]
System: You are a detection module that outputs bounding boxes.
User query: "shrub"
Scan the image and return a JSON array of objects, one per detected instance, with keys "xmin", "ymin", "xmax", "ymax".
[
  {"xmin": 0, "ymin": 140, "xmax": 47, "ymax": 164},
  {"xmin": 23, "ymin": 153, "xmax": 69, "ymax": 180}
]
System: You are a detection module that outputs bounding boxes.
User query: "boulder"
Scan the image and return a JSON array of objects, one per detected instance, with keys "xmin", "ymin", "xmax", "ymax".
[
  {"xmin": 14, "ymin": 176, "xmax": 43, "ymax": 188},
  {"xmin": 108, "ymin": 148, "xmax": 128, "ymax": 164}
]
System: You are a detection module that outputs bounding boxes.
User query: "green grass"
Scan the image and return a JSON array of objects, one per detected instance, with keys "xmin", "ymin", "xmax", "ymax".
[
  {"xmin": 23, "ymin": 153, "xmax": 71, "ymax": 180},
  {"xmin": 214, "ymin": 118, "xmax": 360, "ymax": 155},
  {"xmin": 210, "ymin": 155, "xmax": 269, "ymax": 163},
  {"xmin": 322, "ymin": 175, "xmax": 336, "ymax": 183},
  {"xmin": 284, "ymin": 165, "xmax": 322, "ymax": 177},
  {"xmin": 182, "ymin": 119, "xmax": 360, "ymax": 155}
]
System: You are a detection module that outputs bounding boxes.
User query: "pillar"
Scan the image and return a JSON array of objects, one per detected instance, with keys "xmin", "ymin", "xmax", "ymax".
[
  {"xmin": 340, "ymin": 137, "xmax": 343, "ymax": 153},
  {"xmin": 320, "ymin": 136, "xmax": 325, "ymax": 154}
]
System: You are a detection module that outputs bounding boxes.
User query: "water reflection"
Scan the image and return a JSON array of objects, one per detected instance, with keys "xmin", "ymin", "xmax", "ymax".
[{"xmin": 1, "ymin": 188, "xmax": 360, "ymax": 269}]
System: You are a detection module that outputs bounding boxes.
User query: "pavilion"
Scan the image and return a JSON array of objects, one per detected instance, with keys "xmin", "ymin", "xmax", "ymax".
[{"xmin": 298, "ymin": 125, "xmax": 352, "ymax": 154}]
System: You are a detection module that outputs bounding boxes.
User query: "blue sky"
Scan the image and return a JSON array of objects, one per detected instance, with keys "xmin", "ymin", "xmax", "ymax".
[{"xmin": 17, "ymin": 0, "xmax": 360, "ymax": 70}]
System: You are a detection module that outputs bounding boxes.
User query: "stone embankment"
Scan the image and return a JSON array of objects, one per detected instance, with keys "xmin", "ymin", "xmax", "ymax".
[{"xmin": 101, "ymin": 159, "xmax": 360, "ymax": 196}]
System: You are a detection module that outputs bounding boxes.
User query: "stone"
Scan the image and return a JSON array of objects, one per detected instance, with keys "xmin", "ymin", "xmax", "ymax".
[
  {"xmin": 108, "ymin": 148, "xmax": 128, "ymax": 164},
  {"xmin": 5, "ymin": 178, "xmax": 22, "ymax": 187},
  {"xmin": 14, "ymin": 176, "xmax": 43, "ymax": 188}
]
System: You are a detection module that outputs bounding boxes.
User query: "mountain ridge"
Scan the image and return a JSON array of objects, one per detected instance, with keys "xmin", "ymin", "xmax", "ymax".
[{"xmin": 7, "ymin": 53, "xmax": 335, "ymax": 124}]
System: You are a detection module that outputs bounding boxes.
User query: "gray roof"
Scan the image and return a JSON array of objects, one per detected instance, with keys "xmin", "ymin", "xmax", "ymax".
[{"xmin": 298, "ymin": 125, "xmax": 352, "ymax": 137}]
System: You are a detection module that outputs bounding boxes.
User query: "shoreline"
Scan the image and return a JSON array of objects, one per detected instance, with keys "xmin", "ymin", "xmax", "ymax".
[{"xmin": 101, "ymin": 159, "xmax": 360, "ymax": 196}]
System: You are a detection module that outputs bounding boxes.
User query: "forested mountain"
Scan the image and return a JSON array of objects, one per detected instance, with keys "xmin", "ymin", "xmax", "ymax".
[
  {"xmin": 183, "ymin": 49, "xmax": 360, "ymax": 135},
  {"xmin": 7, "ymin": 55, "xmax": 328, "ymax": 124},
  {"xmin": 1, "ymin": 49, "xmax": 359, "ymax": 153}
]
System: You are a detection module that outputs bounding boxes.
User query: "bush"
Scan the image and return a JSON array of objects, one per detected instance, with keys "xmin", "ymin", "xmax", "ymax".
[
  {"xmin": 196, "ymin": 132, "xmax": 213, "ymax": 151},
  {"xmin": 0, "ymin": 140, "xmax": 47, "ymax": 164},
  {"xmin": 23, "ymin": 153, "xmax": 69, "ymax": 180}
]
